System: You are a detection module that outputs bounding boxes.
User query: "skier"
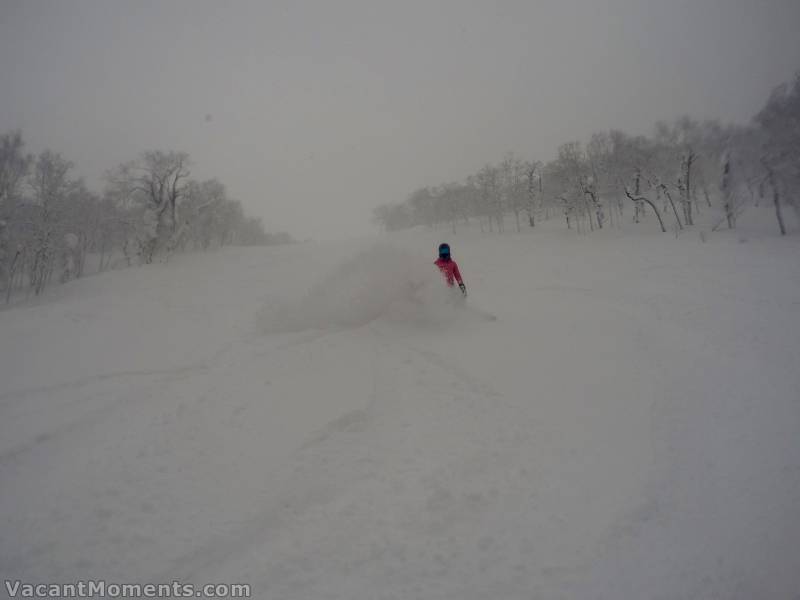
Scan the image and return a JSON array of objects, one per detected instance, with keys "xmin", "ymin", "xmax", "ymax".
[{"xmin": 435, "ymin": 243, "xmax": 467, "ymax": 297}]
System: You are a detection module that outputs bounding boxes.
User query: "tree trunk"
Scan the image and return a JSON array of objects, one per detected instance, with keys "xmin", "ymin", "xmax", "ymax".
[
  {"xmin": 763, "ymin": 161, "xmax": 786, "ymax": 236},
  {"xmin": 725, "ymin": 198, "xmax": 734, "ymax": 229},
  {"xmin": 773, "ymin": 186, "xmax": 786, "ymax": 235},
  {"xmin": 721, "ymin": 161, "xmax": 735, "ymax": 229},
  {"xmin": 684, "ymin": 154, "xmax": 694, "ymax": 226},
  {"xmin": 5, "ymin": 250, "xmax": 20, "ymax": 304},
  {"xmin": 626, "ymin": 189, "xmax": 666, "ymax": 232},
  {"xmin": 661, "ymin": 186, "xmax": 683, "ymax": 230}
]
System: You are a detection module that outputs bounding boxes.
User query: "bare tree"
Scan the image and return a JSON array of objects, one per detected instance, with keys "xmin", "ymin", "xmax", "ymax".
[
  {"xmin": 182, "ymin": 179, "xmax": 229, "ymax": 249},
  {"xmin": 762, "ymin": 159, "xmax": 786, "ymax": 235},
  {"xmin": 381, "ymin": 73, "xmax": 797, "ymax": 240},
  {"xmin": 0, "ymin": 131, "xmax": 32, "ymax": 213},
  {"xmin": 0, "ymin": 131, "xmax": 33, "ymax": 293},
  {"xmin": 549, "ymin": 142, "xmax": 601, "ymax": 232},
  {"xmin": 106, "ymin": 151, "xmax": 191, "ymax": 262},
  {"xmin": 719, "ymin": 151, "xmax": 736, "ymax": 229},
  {"xmin": 476, "ymin": 165, "xmax": 502, "ymax": 232},
  {"xmin": 624, "ymin": 188, "xmax": 666, "ymax": 232},
  {"xmin": 27, "ymin": 151, "xmax": 80, "ymax": 294},
  {"xmin": 524, "ymin": 161, "xmax": 542, "ymax": 227},
  {"xmin": 498, "ymin": 154, "xmax": 527, "ymax": 232},
  {"xmin": 755, "ymin": 72, "xmax": 800, "ymax": 234}
]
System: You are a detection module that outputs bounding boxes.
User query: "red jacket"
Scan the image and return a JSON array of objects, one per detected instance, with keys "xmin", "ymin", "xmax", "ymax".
[{"xmin": 434, "ymin": 257, "xmax": 464, "ymax": 287}]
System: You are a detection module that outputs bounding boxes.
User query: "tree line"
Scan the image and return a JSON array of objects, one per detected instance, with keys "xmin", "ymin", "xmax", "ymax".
[
  {"xmin": 0, "ymin": 136, "xmax": 293, "ymax": 302},
  {"xmin": 374, "ymin": 72, "xmax": 799, "ymax": 237}
]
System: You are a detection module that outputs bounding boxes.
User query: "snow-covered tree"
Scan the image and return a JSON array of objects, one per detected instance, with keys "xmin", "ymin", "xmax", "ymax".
[
  {"xmin": 499, "ymin": 154, "xmax": 528, "ymax": 232},
  {"xmin": 754, "ymin": 72, "xmax": 800, "ymax": 234},
  {"xmin": 476, "ymin": 164, "xmax": 502, "ymax": 232},
  {"xmin": 0, "ymin": 131, "xmax": 33, "ymax": 293},
  {"xmin": 106, "ymin": 151, "xmax": 191, "ymax": 262},
  {"xmin": 27, "ymin": 151, "xmax": 81, "ymax": 294},
  {"xmin": 524, "ymin": 161, "xmax": 542, "ymax": 227}
]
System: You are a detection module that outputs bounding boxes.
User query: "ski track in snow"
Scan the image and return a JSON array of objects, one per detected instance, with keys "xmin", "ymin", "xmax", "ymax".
[{"xmin": 1, "ymin": 214, "xmax": 799, "ymax": 599}]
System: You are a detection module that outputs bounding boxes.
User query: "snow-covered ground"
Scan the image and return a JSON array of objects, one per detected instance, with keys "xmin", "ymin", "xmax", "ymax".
[{"xmin": 1, "ymin": 208, "xmax": 799, "ymax": 599}]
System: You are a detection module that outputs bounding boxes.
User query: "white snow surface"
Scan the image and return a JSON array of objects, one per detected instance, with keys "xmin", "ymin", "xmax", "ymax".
[{"xmin": 1, "ymin": 210, "xmax": 799, "ymax": 599}]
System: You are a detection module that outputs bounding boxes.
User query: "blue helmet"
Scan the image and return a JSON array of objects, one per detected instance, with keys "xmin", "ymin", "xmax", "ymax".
[{"xmin": 438, "ymin": 243, "xmax": 450, "ymax": 259}]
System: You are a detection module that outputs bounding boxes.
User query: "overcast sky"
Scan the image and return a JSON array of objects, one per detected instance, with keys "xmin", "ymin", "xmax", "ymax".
[{"xmin": 1, "ymin": 0, "xmax": 799, "ymax": 239}]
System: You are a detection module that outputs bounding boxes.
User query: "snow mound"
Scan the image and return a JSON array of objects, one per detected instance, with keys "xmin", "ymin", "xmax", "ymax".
[{"xmin": 257, "ymin": 243, "xmax": 468, "ymax": 333}]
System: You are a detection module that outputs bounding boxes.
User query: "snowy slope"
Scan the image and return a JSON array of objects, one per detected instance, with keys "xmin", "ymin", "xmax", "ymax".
[{"xmin": 1, "ymin": 209, "xmax": 799, "ymax": 599}]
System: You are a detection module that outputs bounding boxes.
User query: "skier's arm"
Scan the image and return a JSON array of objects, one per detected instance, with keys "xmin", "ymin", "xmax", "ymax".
[
  {"xmin": 453, "ymin": 262, "xmax": 466, "ymax": 295},
  {"xmin": 452, "ymin": 262, "xmax": 464, "ymax": 285}
]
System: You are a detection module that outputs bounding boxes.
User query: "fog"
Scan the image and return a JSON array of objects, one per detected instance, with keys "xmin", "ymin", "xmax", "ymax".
[
  {"xmin": 2, "ymin": 3, "xmax": 800, "ymax": 597},
  {"xmin": 1, "ymin": 0, "xmax": 798, "ymax": 240}
]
